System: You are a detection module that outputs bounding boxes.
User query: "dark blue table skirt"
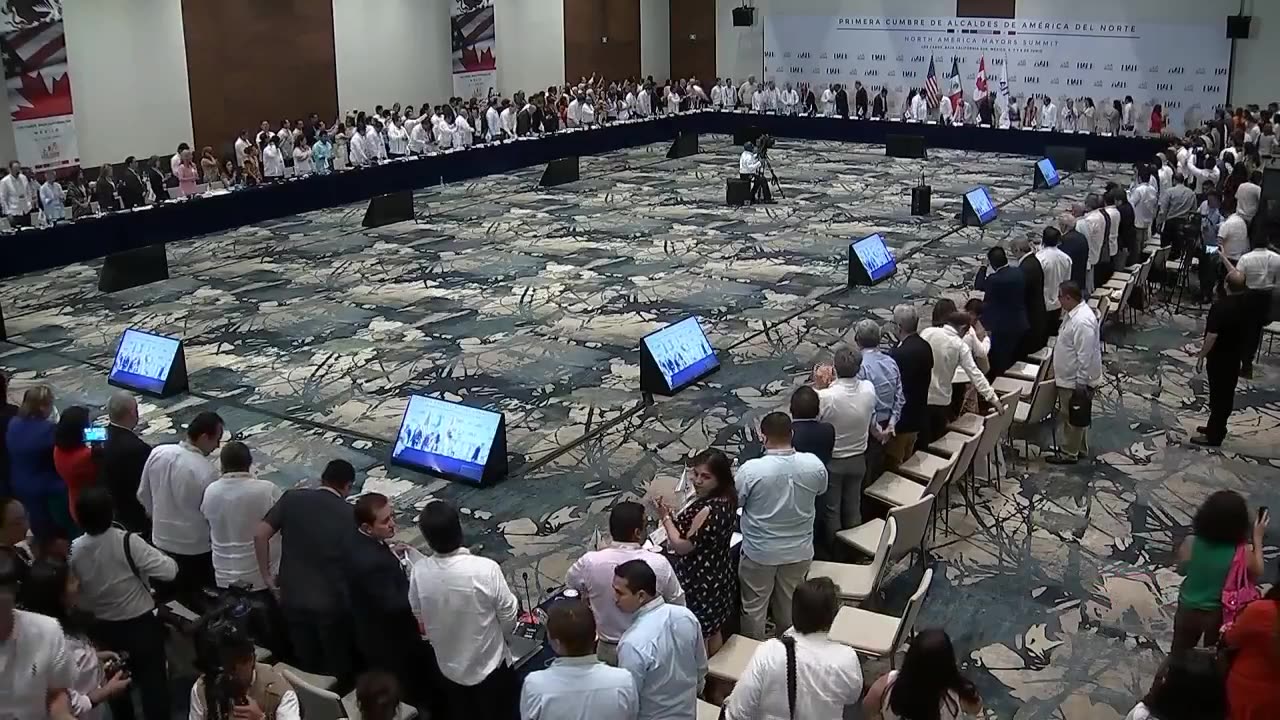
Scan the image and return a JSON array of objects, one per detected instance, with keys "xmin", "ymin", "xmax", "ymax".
[{"xmin": 2, "ymin": 112, "xmax": 1163, "ymax": 279}]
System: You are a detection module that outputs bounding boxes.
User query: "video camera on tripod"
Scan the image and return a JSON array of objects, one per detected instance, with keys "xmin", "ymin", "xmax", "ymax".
[{"xmin": 755, "ymin": 133, "xmax": 776, "ymax": 156}]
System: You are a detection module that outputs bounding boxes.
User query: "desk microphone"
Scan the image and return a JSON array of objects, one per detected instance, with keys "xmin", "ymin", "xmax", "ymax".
[{"xmin": 519, "ymin": 571, "xmax": 539, "ymax": 625}]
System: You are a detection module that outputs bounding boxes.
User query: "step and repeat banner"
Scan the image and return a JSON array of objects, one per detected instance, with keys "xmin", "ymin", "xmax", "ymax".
[
  {"xmin": 764, "ymin": 15, "xmax": 1231, "ymax": 133},
  {"xmin": 2, "ymin": 0, "xmax": 80, "ymax": 171},
  {"xmin": 451, "ymin": 0, "xmax": 498, "ymax": 101}
]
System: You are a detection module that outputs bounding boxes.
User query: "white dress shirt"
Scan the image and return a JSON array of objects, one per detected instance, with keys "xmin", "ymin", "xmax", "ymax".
[
  {"xmin": 618, "ymin": 598, "xmax": 707, "ymax": 720},
  {"xmin": 1036, "ymin": 246, "xmax": 1073, "ymax": 311},
  {"xmin": 816, "ymin": 378, "xmax": 877, "ymax": 458},
  {"xmin": 920, "ymin": 325, "xmax": 999, "ymax": 406},
  {"xmin": 764, "ymin": 89, "xmax": 779, "ymax": 113},
  {"xmin": 0, "ymin": 611, "xmax": 75, "ymax": 720},
  {"xmin": 70, "ymin": 527, "xmax": 178, "ymax": 621},
  {"xmin": 739, "ymin": 81, "xmax": 755, "ymax": 106},
  {"xmin": 1103, "ymin": 206, "xmax": 1121, "ymax": 257},
  {"xmin": 1040, "ymin": 103, "xmax": 1057, "ymax": 129},
  {"xmin": 501, "ymin": 107, "xmax": 517, "ymax": 136},
  {"xmin": 0, "ymin": 173, "xmax": 31, "ymax": 216},
  {"xmin": 261, "ymin": 146, "xmax": 285, "ymax": 178},
  {"xmin": 409, "ymin": 548, "xmax": 518, "ymax": 686},
  {"xmin": 520, "ymin": 655, "xmax": 638, "ymax": 720},
  {"xmin": 711, "ymin": 84, "xmax": 725, "ymax": 108},
  {"xmin": 1121, "ymin": 101, "xmax": 1134, "ymax": 129},
  {"xmin": 565, "ymin": 543, "xmax": 684, "ymax": 643},
  {"xmin": 349, "ymin": 131, "xmax": 370, "ymax": 165},
  {"xmin": 637, "ymin": 90, "xmax": 651, "ymax": 117},
  {"xmin": 1218, "ymin": 213, "xmax": 1250, "ymax": 260},
  {"xmin": 365, "ymin": 127, "xmax": 387, "ymax": 160},
  {"xmin": 454, "ymin": 115, "xmax": 474, "ymax": 146},
  {"xmin": 137, "ymin": 441, "xmax": 219, "ymax": 555},
  {"xmin": 292, "ymin": 147, "xmax": 313, "ymax": 175},
  {"xmin": 736, "ymin": 449, "xmax": 827, "ymax": 565},
  {"xmin": 65, "ymin": 634, "xmax": 106, "ymax": 720},
  {"xmin": 201, "ymin": 472, "xmax": 282, "ymax": 591},
  {"xmin": 189, "ymin": 670, "xmax": 301, "ymax": 720},
  {"xmin": 170, "ymin": 152, "xmax": 183, "ymax": 176},
  {"xmin": 1054, "ymin": 302, "xmax": 1102, "ymax": 389},
  {"xmin": 938, "ymin": 98, "xmax": 953, "ymax": 124},
  {"xmin": 782, "ymin": 89, "xmax": 799, "ymax": 114},
  {"xmin": 234, "ymin": 137, "xmax": 250, "ymax": 167},
  {"xmin": 1077, "ymin": 211, "xmax": 1105, "ymax": 268},
  {"xmin": 276, "ymin": 128, "xmax": 294, "ymax": 156},
  {"xmin": 910, "ymin": 94, "xmax": 928, "ymax": 121},
  {"xmin": 486, "ymin": 107, "xmax": 502, "ymax": 141},
  {"xmin": 385, "ymin": 124, "xmax": 408, "ymax": 155},
  {"xmin": 435, "ymin": 119, "xmax": 456, "ymax": 149},
  {"xmin": 667, "ymin": 92, "xmax": 681, "ymax": 115},
  {"xmin": 821, "ymin": 89, "xmax": 835, "ymax": 116},
  {"xmin": 581, "ymin": 103, "xmax": 597, "ymax": 126},
  {"xmin": 740, "ymin": 150, "xmax": 761, "ymax": 175},
  {"xmin": 1128, "ymin": 181, "xmax": 1158, "ymax": 229},
  {"xmin": 723, "ymin": 630, "xmax": 863, "ymax": 720},
  {"xmin": 1237, "ymin": 248, "xmax": 1280, "ymax": 290},
  {"xmin": 39, "ymin": 180, "xmax": 65, "ymax": 221},
  {"xmin": 408, "ymin": 121, "xmax": 430, "ymax": 153},
  {"xmin": 950, "ymin": 328, "xmax": 990, "ymax": 385},
  {"xmin": 567, "ymin": 100, "xmax": 582, "ymax": 126}
]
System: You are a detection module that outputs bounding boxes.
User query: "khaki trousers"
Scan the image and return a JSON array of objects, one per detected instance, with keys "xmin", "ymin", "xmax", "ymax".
[{"xmin": 739, "ymin": 555, "xmax": 811, "ymax": 640}]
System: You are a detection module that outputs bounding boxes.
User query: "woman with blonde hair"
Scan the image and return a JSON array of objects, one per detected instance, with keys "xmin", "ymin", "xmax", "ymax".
[{"xmin": 4, "ymin": 386, "xmax": 74, "ymax": 539}]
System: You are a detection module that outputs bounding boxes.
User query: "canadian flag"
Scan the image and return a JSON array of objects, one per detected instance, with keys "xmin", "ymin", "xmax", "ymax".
[{"xmin": 974, "ymin": 55, "xmax": 989, "ymax": 100}]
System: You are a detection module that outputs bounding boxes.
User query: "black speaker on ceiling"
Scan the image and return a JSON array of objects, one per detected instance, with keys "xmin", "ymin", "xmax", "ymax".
[
  {"xmin": 1226, "ymin": 15, "xmax": 1251, "ymax": 39},
  {"xmin": 732, "ymin": 6, "xmax": 755, "ymax": 27}
]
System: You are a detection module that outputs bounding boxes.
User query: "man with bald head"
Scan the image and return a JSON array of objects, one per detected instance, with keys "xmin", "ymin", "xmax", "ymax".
[
  {"xmin": 1194, "ymin": 270, "xmax": 1251, "ymax": 447},
  {"xmin": 100, "ymin": 391, "xmax": 153, "ymax": 536}
]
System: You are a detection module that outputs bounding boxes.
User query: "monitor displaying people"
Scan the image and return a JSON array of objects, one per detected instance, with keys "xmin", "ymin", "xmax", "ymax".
[
  {"xmin": 391, "ymin": 395, "xmax": 503, "ymax": 483},
  {"xmin": 642, "ymin": 317, "xmax": 719, "ymax": 393},
  {"xmin": 1036, "ymin": 158, "xmax": 1061, "ymax": 188},
  {"xmin": 851, "ymin": 233, "xmax": 896, "ymax": 284},
  {"xmin": 965, "ymin": 186, "xmax": 998, "ymax": 225},
  {"xmin": 107, "ymin": 329, "xmax": 180, "ymax": 394}
]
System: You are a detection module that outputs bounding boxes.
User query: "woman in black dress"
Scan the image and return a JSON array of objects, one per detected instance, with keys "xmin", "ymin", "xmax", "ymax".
[{"xmin": 658, "ymin": 448, "xmax": 737, "ymax": 656}]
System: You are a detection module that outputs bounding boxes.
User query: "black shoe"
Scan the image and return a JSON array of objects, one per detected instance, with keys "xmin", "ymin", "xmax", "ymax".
[
  {"xmin": 1195, "ymin": 426, "xmax": 1209, "ymax": 435},
  {"xmin": 1046, "ymin": 454, "xmax": 1079, "ymax": 465},
  {"xmin": 1190, "ymin": 436, "xmax": 1223, "ymax": 447},
  {"xmin": 1240, "ymin": 365, "xmax": 1254, "ymax": 379}
]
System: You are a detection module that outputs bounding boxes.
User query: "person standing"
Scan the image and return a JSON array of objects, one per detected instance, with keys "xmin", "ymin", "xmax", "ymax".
[
  {"xmin": 5, "ymin": 385, "xmax": 70, "ymax": 541},
  {"xmin": 1193, "ymin": 271, "xmax": 1252, "ymax": 447},
  {"xmin": 974, "ymin": 246, "xmax": 1029, "ymax": 377},
  {"xmin": 1047, "ymin": 282, "xmax": 1102, "ymax": 465},
  {"xmin": 854, "ymin": 81, "xmax": 869, "ymax": 118},
  {"xmin": 0, "ymin": 160, "xmax": 32, "ymax": 227},
  {"xmin": 200, "ymin": 441, "xmax": 282, "ymax": 611},
  {"xmin": 485, "ymin": 98, "xmax": 502, "ymax": 142},
  {"xmin": 38, "ymin": 171, "xmax": 65, "ymax": 223},
  {"xmin": 565, "ymin": 501, "xmax": 684, "ymax": 665},
  {"xmin": 50, "ymin": 407, "xmax": 93, "ymax": 533},
  {"xmin": 1128, "ymin": 166, "xmax": 1159, "ymax": 255},
  {"xmin": 1011, "ymin": 237, "xmax": 1048, "ymax": 357},
  {"xmin": 739, "ymin": 141, "xmax": 770, "ymax": 204},
  {"xmin": 887, "ymin": 305, "xmax": 934, "ymax": 468},
  {"xmin": 614, "ymin": 560, "xmax": 707, "ymax": 720},
  {"xmin": 1040, "ymin": 95, "xmax": 1057, "ymax": 129},
  {"xmin": 255, "ymin": 459, "xmax": 359, "ymax": 687},
  {"xmin": 853, "ymin": 320, "xmax": 904, "ymax": 493},
  {"xmin": 117, "ymin": 157, "xmax": 146, "ymax": 208},
  {"xmin": 0, "ymin": 547, "xmax": 79, "ymax": 720},
  {"xmin": 811, "ymin": 348, "xmax": 876, "ymax": 557},
  {"xmin": 1223, "ymin": 584, "xmax": 1280, "ymax": 720},
  {"xmin": 99, "ymin": 392, "xmax": 152, "ymax": 537},
  {"xmin": 1226, "ymin": 232, "xmax": 1280, "ymax": 377},
  {"xmin": 136, "ymin": 411, "xmax": 221, "ymax": 610},
  {"xmin": 1037, "ymin": 227, "xmax": 1074, "ymax": 336},
  {"xmin": 789, "ymin": 386, "xmax": 834, "ymax": 466},
  {"xmin": 261, "ymin": 137, "xmax": 285, "ymax": 181},
  {"xmin": 920, "ymin": 311, "xmax": 1000, "ymax": 444},
  {"xmin": 409, "ymin": 500, "xmax": 519, "ymax": 719},
  {"xmin": 723, "ymin": 578, "xmax": 863, "ymax": 719},
  {"xmin": 736, "ymin": 412, "xmax": 827, "ymax": 639},
  {"xmin": 519, "ymin": 599, "xmax": 639, "ymax": 720}
]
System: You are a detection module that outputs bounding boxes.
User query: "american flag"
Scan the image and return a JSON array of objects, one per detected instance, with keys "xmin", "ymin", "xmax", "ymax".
[{"xmin": 924, "ymin": 56, "xmax": 941, "ymax": 108}]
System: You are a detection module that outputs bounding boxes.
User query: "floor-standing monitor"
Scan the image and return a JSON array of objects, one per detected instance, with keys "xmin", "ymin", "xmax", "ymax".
[
  {"xmin": 390, "ymin": 395, "xmax": 508, "ymax": 486},
  {"xmin": 848, "ymin": 233, "xmax": 897, "ymax": 286},
  {"xmin": 107, "ymin": 328, "xmax": 188, "ymax": 398},
  {"xmin": 962, "ymin": 186, "xmax": 998, "ymax": 227},
  {"xmin": 639, "ymin": 317, "xmax": 720, "ymax": 396},
  {"xmin": 1034, "ymin": 158, "xmax": 1061, "ymax": 189}
]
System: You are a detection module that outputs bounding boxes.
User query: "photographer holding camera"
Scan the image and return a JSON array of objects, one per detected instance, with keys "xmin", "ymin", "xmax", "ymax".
[
  {"xmin": 738, "ymin": 138, "xmax": 773, "ymax": 205},
  {"xmin": 190, "ymin": 629, "xmax": 299, "ymax": 720}
]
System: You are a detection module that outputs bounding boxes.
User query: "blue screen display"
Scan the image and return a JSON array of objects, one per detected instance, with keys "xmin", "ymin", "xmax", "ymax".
[
  {"xmin": 108, "ymin": 329, "xmax": 180, "ymax": 394},
  {"xmin": 851, "ymin": 234, "xmax": 896, "ymax": 282},
  {"xmin": 1037, "ymin": 158, "xmax": 1060, "ymax": 188},
  {"xmin": 965, "ymin": 187, "xmax": 998, "ymax": 225},
  {"xmin": 643, "ymin": 317, "xmax": 719, "ymax": 392},
  {"xmin": 392, "ymin": 395, "xmax": 502, "ymax": 483}
]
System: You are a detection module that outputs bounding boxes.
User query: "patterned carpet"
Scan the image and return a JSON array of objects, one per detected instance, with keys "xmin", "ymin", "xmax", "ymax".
[{"xmin": 2, "ymin": 135, "xmax": 1277, "ymax": 719}]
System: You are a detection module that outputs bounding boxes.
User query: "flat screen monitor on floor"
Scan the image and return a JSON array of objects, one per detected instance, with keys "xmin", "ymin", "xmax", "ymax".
[
  {"xmin": 640, "ymin": 317, "xmax": 720, "ymax": 396},
  {"xmin": 1035, "ymin": 158, "xmax": 1060, "ymax": 189},
  {"xmin": 107, "ymin": 328, "xmax": 187, "ymax": 398},
  {"xmin": 963, "ymin": 186, "xmax": 998, "ymax": 227},
  {"xmin": 848, "ymin": 233, "xmax": 897, "ymax": 286},
  {"xmin": 390, "ymin": 395, "xmax": 508, "ymax": 486}
]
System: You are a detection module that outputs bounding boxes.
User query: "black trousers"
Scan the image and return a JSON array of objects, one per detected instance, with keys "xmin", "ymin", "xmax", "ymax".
[
  {"xmin": 740, "ymin": 172, "xmax": 771, "ymax": 203},
  {"xmin": 91, "ymin": 612, "xmax": 170, "ymax": 720},
  {"xmin": 862, "ymin": 433, "xmax": 886, "ymax": 522},
  {"xmin": 283, "ymin": 606, "xmax": 356, "ymax": 691},
  {"xmin": 8, "ymin": 212, "xmax": 30, "ymax": 228},
  {"xmin": 442, "ymin": 661, "xmax": 519, "ymax": 720},
  {"xmin": 988, "ymin": 332, "xmax": 1024, "ymax": 379},
  {"xmin": 156, "ymin": 550, "xmax": 214, "ymax": 612},
  {"xmin": 924, "ymin": 404, "xmax": 952, "ymax": 447},
  {"xmin": 1206, "ymin": 355, "xmax": 1242, "ymax": 442},
  {"xmin": 1241, "ymin": 289, "xmax": 1272, "ymax": 368},
  {"xmin": 1048, "ymin": 308, "xmax": 1063, "ymax": 337},
  {"xmin": 1093, "ymin": 259, "xmax": 1113, "ymax": 293}
]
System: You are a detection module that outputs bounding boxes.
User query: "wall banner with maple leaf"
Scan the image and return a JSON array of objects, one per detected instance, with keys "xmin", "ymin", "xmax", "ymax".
[
  {"xmin": 450, "ymin": 0, "xmax": 497, "ymax": 101},
  {"xmin": 1, "ymin": 0, "xmax": 78, "ymax": 171}
]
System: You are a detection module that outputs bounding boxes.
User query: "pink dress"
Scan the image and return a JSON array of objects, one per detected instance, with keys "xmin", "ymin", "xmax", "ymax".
[{"xmin": 176, "ymin": 163, "xmax": 198, "ymax": 196}]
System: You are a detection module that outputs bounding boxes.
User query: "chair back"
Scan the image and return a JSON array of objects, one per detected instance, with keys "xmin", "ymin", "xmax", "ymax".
[
  {"xmin": 974, "ymin": 390, "xmax": 1019, "ymax": 464},
  {"xmin": 922, "ymin": 451, "xmax": 960, "ymax": 498},
  {"xmin": 280, "ymin": 668, "xmax": 346, "ymax": 720},
  {"xmin": 891, "ymin": 567, "xmax": 935, "ymax": 654},
  {"xmin": 1026, "ymin": 380, "xmax": 1058, "ymax": 425},
  {"xmin": 948, "ymin": 432, "xmax": 984, "ymax": 487},
  {"xmin": 866, "ymin": 517, "xmax": 899, "ymax": 598},
  {"xmin": 887, "ymin": 495, "xmax": 934, "ymax": 563}
]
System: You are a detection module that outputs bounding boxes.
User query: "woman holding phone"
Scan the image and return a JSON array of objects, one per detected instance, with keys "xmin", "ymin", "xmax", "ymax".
[{"xmin": 52, "ymin": 406, "xmax": 96, "ymax": 534}]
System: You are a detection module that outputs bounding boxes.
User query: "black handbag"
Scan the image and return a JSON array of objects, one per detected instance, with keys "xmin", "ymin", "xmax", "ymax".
[{"xmin": 1068, "ymin": 387, "xmax": 1093, "ymax": 428}]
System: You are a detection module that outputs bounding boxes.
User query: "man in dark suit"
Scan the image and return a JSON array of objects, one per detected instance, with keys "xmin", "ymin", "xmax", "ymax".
[
  {"xmin": 0, "ymin": 372, "xmax": 16, "ymax": 496},
  {"xmin": 854, "ymin": 82, "xmax": 869, "ymax": 118},
  {"xmin": 99, "ymin": 391, "xmax": 152, "ymax": 537},
  {"xmin": 1011, "ymin": 237, "xmax": 1048, "ymax": 357},
  {"xmin": 888, "ymin": 305, "xmax": 934, "ymax": 464},
  {"xmin": 1057, "ymin": 214, "xmax": 1091, "ymax": 293},
  {"xmin": 872, "ymin": 88, "xmax": 888, "ymax": 119},
  {"xmin": 835, "ymin": 84, "xmax": 850, "ymax": 119},
  {"xmin": 975, "ymin": 246, "xmax": 1029, "ymax": 377},
  {"xmin": 978, "ymin": 91, "xmax": 996, "ymax": 125},
  {"xmin": 789, "ymin": 386, "xmax": 834, "ymax": 466},
  {"xmin": 118, "ymin": 156, "xmax": 147, "ymax": 209}
]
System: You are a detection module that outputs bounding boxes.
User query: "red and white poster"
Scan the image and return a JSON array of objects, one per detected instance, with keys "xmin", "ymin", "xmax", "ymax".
[
  {"xmin": 1, "ymin": 0, "xmax": 78, "ymax": 171},
  {"xmin": 450, "ymin": 0, "xmax": 497, "ymax": 101}
]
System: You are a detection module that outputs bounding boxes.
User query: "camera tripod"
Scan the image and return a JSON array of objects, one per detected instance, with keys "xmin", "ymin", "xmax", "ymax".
[{"xmin": 760, "ymin": 154, "xmax": 785, "ymax": 200}]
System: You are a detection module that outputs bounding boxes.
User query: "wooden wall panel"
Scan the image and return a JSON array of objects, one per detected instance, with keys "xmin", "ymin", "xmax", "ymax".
[
  {"xmin": 564, "ymin": 0, "xmax": 641, "ymax": 84},
  {"xmin": 670, "ymin": 0, "xmax": 716, "ymax": 83},
  {"xmin": 957, "ymin": 0, "xmax": 1016, "ymax": 19},
  {"xmin": 182, "ymin": 0, "xmax": 338, "ymax": 157}
]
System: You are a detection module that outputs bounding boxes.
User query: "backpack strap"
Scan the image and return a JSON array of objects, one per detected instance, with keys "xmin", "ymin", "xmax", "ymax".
[{"xmin": 781, "ymin": 635, "xmax": 798, "ymax": 719}]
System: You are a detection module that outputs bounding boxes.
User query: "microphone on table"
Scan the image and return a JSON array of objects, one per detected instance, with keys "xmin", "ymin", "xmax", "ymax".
[{"xmin": 519, "ymin": 571, "xmax": 539, "ymax": 624}]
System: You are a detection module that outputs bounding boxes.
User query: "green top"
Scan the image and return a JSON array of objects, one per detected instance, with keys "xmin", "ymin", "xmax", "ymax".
[{"xmin": 1179, "ymin": 537, "xmax": 1238, "ymax": 610}]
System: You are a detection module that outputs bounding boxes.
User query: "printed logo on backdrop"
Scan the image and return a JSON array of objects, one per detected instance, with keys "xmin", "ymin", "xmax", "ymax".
[
  {"xmin": 763, "ymin": 14, "xmax": 1232, "ymax": 131},
  {"xmin": 451, "ymin": 0, "xmax": 497, "ymax": 100},
  {"xmin": 1, "ymin": 0, "xmax": 78, "ymax": 171}
]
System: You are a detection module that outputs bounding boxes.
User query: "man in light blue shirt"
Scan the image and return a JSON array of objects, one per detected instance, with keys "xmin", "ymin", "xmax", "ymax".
[
  {"xmin": 853, "ymin": 319, "xmax": 904, "ymax": 501},
  {"xmin": 520, "ymin": 599, "xmax": 638, "ymax": 720},
  {"xmin": 736, "ymin": 412, "xmax": 827, "ymax": 640},
  {"xmin": 614, "ymin": 560, "xmax": 706, "ymax": 720}
]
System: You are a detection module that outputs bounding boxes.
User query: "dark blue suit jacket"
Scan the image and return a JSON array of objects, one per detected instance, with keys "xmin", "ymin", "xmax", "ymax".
[
  {"xmin": 975, "ymin": 264, "xmax": 1030, "ymax": 338},
  {"xmin": 791, "ymin": 419, "xmax": 835, "ymax": 466}
]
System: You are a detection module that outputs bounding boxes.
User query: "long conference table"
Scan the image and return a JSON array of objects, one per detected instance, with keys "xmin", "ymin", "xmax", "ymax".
[{"xmin": 2, "ymin": 111, "xmax": 1166, "ymax": 279}]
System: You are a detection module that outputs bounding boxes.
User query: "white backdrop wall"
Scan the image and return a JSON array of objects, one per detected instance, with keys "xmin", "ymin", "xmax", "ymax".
[
  {"xmin": 641, "ymin": 0, "xmax": 671, "ymax": 82},
  {"xmin": 333, "ymin": 0, "xmax": 452, "ymax": 115},
  {"xmin": 62, "ymin": 0, "xmax": 193, "ymax": 168},
  {"xmin": 719, "ymin": 0, "xmax": 1280, "ymax": 109},
  {"xmin": 494, "ymin": 0, "xmax": 565, "ymax": 95}
]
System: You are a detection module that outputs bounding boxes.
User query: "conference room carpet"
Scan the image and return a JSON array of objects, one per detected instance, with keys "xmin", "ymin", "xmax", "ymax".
[{"xmin": 2, "ymin": 136, "xmax": 1277, "ymax": 719}]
